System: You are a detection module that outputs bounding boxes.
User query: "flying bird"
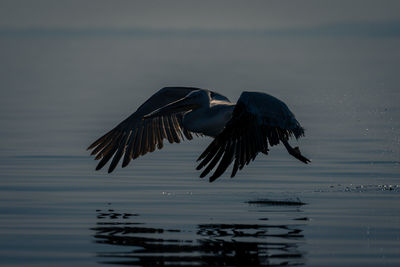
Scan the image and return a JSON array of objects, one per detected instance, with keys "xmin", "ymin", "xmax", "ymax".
[{"xmin": 87, "ymin": 87, "xmax": 310, "ymax": 182}]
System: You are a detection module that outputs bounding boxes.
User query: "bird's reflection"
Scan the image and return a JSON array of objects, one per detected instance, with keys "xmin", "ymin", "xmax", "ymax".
[{"xmin": 92, "ymin": 202, "xmax": 307, "ymax": 266}]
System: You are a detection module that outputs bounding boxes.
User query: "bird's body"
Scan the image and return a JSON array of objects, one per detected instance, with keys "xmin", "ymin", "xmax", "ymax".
[
  {"xmin": 88, "ymin": 87, "xmax": 310, "ymax": 182},
  {"xmin": 183, "ymin": 99, "xmax": 235, "ymax": 137}
]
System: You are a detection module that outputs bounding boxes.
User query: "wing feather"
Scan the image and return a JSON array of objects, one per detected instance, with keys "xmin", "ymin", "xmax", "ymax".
[
  {"xmin": 88, "ymin": 87, "xmax": 228, "ymax": 172},
  {"xmin": 177, "ymin": 114, "xmax": 193, "ymax": 140},
  {"xmin": 199, "ymin": 144, "xmax": 225, "ymax": 178},
  {"xmin": 197, "ymin": 91, "xmax": 307, "ymax": 181},
  {"xmin": 149, "ymin": 119, "xmax": 157, "ymax": 152},
  {"xmin": 158, "ymin": 116, "xmax": 167, "ymax": 141},
  {"xmin": 196, "ymin": 140, "xmax": 222, "ymax": 171},
  {"xmin": 209, "ymin": 139, "xmax": 235, "ymax": 182},
  {"xmin": 132, "ymin": 125, "xmax": 143, "ymax": 159},
  {"xmin": 87, "ymin": 130, "xmax": 114, "ymax": 150},
  {"xmin": 108, "ymin": 131, "xmax": 131, "ymax": 173},
  {"xmin": 230, "ymin": 139, "xmax": 241, "ymax": 178},
  {"xmin": 167, "ymin": 116, "xmax": 181, "ymax": 143},
  {"xmin": 90, "ymin": 134, "xmax": 113, "ymax": 156},
  {"xmin": 122, "ymin": 128, "xmax": 137, "ymax": 167},
  {"xmin": 94, "ymin": 132, "xmax": 123, "ymax": 160},
  {"xmin": 96, "ymin": 137, "xmax": 121, "ymax": 171},
  {"xmin": 163, "ymin": 116, "xmax": 175, "ymax": 143},
  {"xmin": 155, "ymin": 117, "xmax": 164, "ymax": 149}
]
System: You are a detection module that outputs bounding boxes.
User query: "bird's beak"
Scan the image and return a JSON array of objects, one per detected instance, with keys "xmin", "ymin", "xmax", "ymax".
[{"xmin": 143, "ymin": 97, "xmax": 199, "ymax": 119}]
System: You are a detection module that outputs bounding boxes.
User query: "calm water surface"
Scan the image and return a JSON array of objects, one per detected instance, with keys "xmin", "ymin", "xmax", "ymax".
[{"xmin": 1, "ymin": 20, "xmax": 400, "ymax": 266}]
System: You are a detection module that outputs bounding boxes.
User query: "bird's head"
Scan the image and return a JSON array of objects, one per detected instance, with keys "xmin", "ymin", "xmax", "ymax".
[{"xmin": 143, "ymin": 90, "xmax": 210, "ymax": 119}]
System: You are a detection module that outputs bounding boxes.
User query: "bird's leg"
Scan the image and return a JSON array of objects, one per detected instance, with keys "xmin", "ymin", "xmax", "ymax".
[{"xmin": 281, "ymin": 139, "xmax": 311, "ymax": 164}]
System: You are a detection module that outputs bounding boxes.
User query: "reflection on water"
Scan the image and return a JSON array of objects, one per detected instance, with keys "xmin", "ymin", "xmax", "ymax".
[{"xmin": 91, "ymin": 202, "xmax": 307, "ymax": 266}]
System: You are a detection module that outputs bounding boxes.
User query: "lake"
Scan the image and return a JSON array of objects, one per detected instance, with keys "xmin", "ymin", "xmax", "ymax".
[{"xmin": 0, "ymin": 3, "xmax": 400, "ymax": 266}]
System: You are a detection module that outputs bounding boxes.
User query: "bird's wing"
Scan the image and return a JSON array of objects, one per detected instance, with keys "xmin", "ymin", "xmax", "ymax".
[
  {"xmin": 88, "ymin": 87, "xmax": 229, "ymax": 173},
  {"xmin": 197, "ymin": 91, "xmax": 306, "ymax": 182}
]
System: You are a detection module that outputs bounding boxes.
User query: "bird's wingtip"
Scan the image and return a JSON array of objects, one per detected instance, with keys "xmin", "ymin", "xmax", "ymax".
[{"xmin": 209, "ymin": 175, "xmax": 219, "ymax": 182}]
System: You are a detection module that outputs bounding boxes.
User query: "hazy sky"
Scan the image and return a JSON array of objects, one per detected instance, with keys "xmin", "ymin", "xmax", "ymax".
[{"xmin": 1, "ymin": 0, "xmax": 400, "ymax": 31}]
